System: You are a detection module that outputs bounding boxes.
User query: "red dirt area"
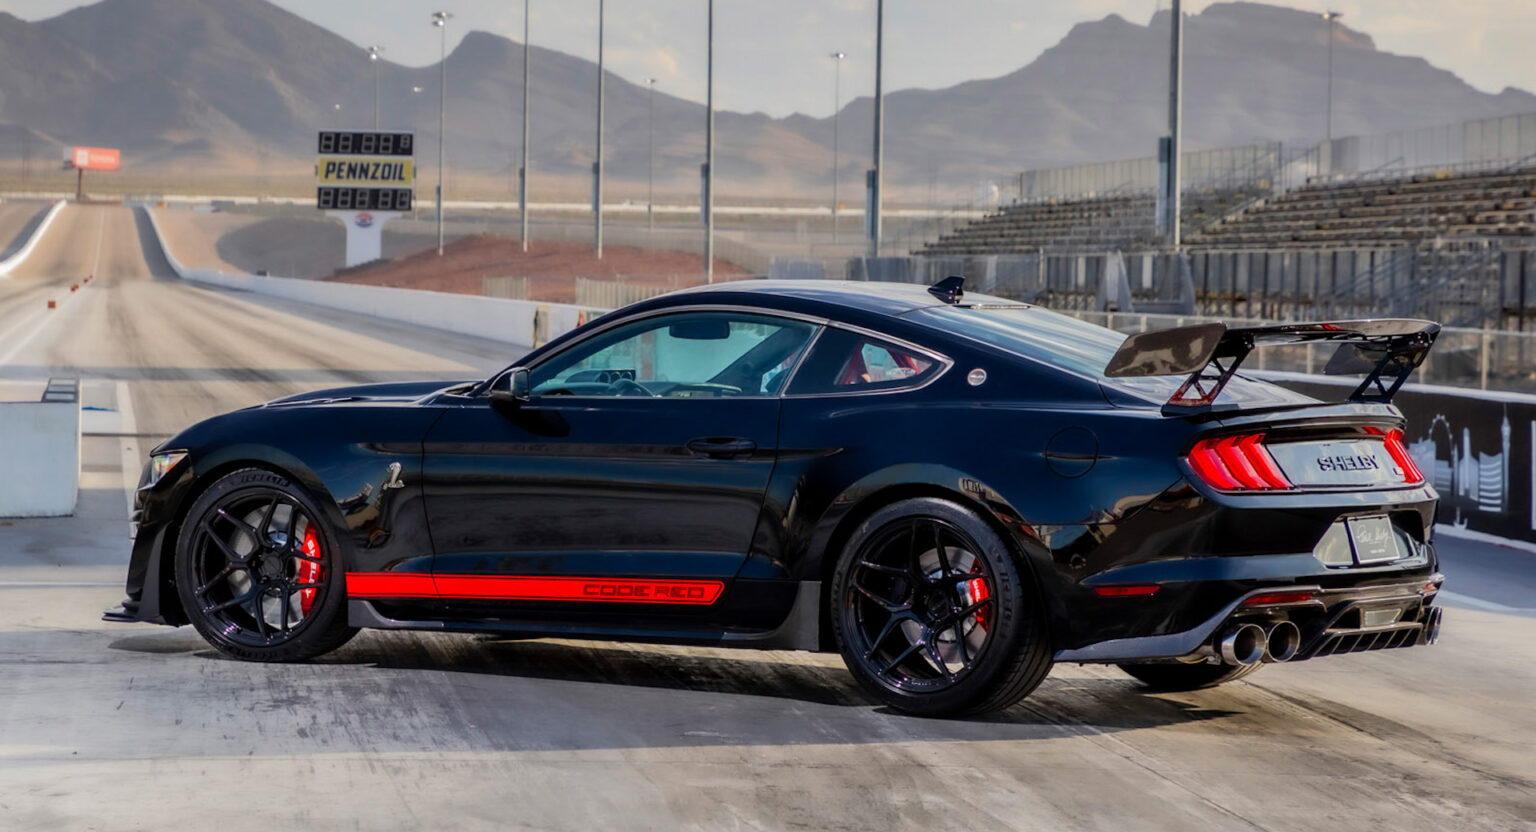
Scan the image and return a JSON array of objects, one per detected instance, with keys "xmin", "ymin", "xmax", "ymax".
[{"xmin": 328, "ymin": 235, "xmax": 747, "ymax": 303}]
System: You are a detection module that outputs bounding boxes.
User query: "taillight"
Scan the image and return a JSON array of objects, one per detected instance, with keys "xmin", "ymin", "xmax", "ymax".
[
  {"xmin": 1367, "ymin": 426, "xmax": 1425, "ymax": 485},
  {"xmin": 1383, "ymin": 429, "xmax": 1424, "ymax": 484},
  {"xmin": 1242, "ymin": 590, "xmax": 1316, "ymax": 606},
  {"xmin": 1187, "ymin": 433, "xmax": 1293, "ymax": 492}
]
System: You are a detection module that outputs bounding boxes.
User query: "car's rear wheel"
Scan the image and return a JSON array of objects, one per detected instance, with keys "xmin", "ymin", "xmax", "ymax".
[
  {"xmin": 174, "ymin": 468, "xmax": 357, "ymax": 661},
  {"xmin": 1116, "ymin": 661, "xmax": 1262, "ymax": 690},
  {"xmin": 830, "ymin": 497, "xmax": 1052, "ymax": 717}
]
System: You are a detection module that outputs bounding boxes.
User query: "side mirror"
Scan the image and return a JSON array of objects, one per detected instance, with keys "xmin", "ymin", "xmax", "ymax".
[{"xmin": 490, "ymin": 367, "xmax": 531, "ymax": 409}]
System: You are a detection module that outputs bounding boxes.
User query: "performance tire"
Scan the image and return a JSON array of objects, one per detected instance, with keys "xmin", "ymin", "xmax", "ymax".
[
  {"xmin": 830, "ymin": 497, "xmax": 1052, "ymax": 717},
  {"xmin": 174, "ymin": 468, "xmax": 358, "ymax": 662}
]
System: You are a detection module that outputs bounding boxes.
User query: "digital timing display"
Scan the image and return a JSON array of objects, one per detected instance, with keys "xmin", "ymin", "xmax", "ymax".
[
  {"xmin": 316, "ymin": 186, "xmax": 414, "ymax": 211},
  {"xmin": 316, "ymin": 131, "xmax": 414, "ymax": 156}
]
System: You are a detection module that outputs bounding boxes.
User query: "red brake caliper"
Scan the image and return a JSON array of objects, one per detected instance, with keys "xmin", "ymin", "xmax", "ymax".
[
  {"xmin": 965, "ymin": 563, "xmax": 991, "ymax": 632},
  {"xmin": 298, "ymin": 527, "xmax": 322, "ymax": 615}
]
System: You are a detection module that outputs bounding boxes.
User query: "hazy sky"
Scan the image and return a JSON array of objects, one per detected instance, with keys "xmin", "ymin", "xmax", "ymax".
[{"xmin": 3, "ymin": 0, "xmax": 1533, "ymax": 117}]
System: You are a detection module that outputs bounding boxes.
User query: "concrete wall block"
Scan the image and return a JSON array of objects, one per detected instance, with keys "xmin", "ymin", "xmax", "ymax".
[{"xmin": 0, "ymin": 401, "xmax": 80, "ymax": 517}]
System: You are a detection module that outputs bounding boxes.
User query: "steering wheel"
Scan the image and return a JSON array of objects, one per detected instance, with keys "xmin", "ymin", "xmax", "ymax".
[{"xmin": 607, "ymin": 378, "xmax": 655, "ymax": 397}]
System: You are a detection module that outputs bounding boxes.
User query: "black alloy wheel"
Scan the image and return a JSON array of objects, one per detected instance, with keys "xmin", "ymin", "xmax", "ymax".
[
  {"xmin": 175, "ymin": 468, "xmax": 357, "ymax": 661},
  {"xmin": 831, "ymin": 497, "xmax": 1052, "ymax": 716}
]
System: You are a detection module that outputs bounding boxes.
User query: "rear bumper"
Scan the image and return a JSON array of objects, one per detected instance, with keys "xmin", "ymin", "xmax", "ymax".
[{"xmin": 1055, "ymin": 573, "xmax": 1443, "ymax": 664}]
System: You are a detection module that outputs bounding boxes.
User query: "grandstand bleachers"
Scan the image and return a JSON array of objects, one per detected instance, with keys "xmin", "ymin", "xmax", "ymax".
[
  {"xmin": 1189, "ymin": 167, "xmax": 1536, "ymax": 249},
  {"xmin": 917, "ymin": 167, "xmax": 1536, "ymax": 256}
]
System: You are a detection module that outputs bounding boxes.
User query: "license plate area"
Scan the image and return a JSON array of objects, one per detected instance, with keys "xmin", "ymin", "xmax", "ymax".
[
  {"xmin": 1360, "ymin": 606, "xmax": 1403, "ymax": 628},
  {"xmin": 1347, "ymin": 515, "xmax": 1400, "ymax": 564}
]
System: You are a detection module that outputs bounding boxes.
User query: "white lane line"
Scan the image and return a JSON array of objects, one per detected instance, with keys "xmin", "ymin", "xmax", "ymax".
[
  {"xmin": 1435, "ymin": 590, "xmax": 1536, "ymax": 615},
  {"xmin": 91, "ymin": 208, "xmax": 105, "ymax": 278},
  {"xmin": 0, "ymin": 581, "xmax": 123, "ymax": 588}
]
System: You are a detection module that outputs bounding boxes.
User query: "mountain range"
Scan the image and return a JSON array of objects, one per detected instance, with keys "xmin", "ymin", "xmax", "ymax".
[{"xmin": 0, "ymin": 0, "xmax": 1531, "ymax": 200}]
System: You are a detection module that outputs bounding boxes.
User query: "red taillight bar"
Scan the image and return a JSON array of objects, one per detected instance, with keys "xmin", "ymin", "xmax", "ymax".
[
  {"xmin": 1363, "ymin": 426, "xmax": 1425, "ymax": 485},
  {"xmin": 1187, "ymin": 433, "xmax": 1293, "ymax": 493},
  {"xmin": 1242, "ymin": 590, "xmax": 1316, "ymax": 606}
]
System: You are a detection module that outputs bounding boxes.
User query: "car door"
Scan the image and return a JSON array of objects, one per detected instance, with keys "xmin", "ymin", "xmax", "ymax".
[{"xmin": 420, "ymin": 309, "xmax": 819, "ymax": 620}]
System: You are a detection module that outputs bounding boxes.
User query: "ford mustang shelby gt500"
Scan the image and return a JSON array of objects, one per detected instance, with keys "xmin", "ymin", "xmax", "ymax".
[{"xmin": 107, "ymin": 278, "xmax": 1445, "ymax": 716}]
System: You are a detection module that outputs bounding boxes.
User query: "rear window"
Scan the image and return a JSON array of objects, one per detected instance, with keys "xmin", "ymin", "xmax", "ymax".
[
  {"xmin": 904, "ymin": 305, "xmax": 1126, "ymax": 378},
  {"xmin": 905, "ymin": 304, "xmax": 1316, "ymax": 408}
]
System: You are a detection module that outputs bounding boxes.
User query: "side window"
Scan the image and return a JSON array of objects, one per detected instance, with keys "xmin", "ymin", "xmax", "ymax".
[
  {"xmin": 530, "ymin": 312, "xmax": 817, "ymax": 398},
  {"xmin": 787, "ymin": 327, "xmax": 943, "ymax": 396}
]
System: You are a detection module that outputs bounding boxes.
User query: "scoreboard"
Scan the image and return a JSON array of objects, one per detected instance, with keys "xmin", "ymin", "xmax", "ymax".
[
  {"xmin": 316, "ymin": 130, "xmax": 413, "ymax": 211},
  {"xmin": 317, "ymin": 131, "xmax": 414, "ymax": 156},
  {"xmin": 316, "ymin": 186, "xmax": 412, "ymax": 211}
]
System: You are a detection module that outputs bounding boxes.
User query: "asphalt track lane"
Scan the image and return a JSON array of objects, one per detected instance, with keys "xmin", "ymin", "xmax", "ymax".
[{"xmin": 0, "ymin": 206, "xmax": 1533, "ymax": 831}]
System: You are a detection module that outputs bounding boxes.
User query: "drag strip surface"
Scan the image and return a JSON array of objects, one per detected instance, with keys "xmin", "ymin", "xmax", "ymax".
[{"xmin": 0, "ymin": 206, "xmax": 1531, "ymax": 831}]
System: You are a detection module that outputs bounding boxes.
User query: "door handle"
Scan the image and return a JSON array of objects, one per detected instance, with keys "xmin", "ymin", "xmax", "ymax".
[{"xmin": 686, "ymin": 437, "xmax": 757, "ymax": 459}]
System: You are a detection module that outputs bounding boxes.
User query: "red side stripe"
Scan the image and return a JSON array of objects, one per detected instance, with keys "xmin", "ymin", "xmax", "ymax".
[
  {"xmin": 346, "ymin": 572, "xmax": 724, "ymax": 605},
  {"xmin": 347, "ymin": 572, "xmax": 437, "ymax": 598}
]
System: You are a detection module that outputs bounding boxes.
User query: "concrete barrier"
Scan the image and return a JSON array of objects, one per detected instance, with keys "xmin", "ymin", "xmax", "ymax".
[
  {"xmin": 144, "ymin": 206, "xmax": 603, "ymax": 347},
  {"xmin": 0, "ymin": 200, "xmax": 68, "ymax": 277},
  {"xmin": 0, "ymin": 379, "xmax": 80, "ymax": 517}
]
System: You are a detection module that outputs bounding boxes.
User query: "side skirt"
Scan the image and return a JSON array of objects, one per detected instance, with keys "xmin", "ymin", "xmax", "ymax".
[{"xmin": 346, "ymin": 580, "xmax": 823, "ymax": 652}]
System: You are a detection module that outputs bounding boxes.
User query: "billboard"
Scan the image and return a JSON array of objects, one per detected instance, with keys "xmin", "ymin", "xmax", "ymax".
[
  {"xmin": 68, "ymin": 147, "xmax": 120, "ymax": 171},
  {"xmin": 316, "ymin": 157, "xmax": 414, "ymax": 186}
]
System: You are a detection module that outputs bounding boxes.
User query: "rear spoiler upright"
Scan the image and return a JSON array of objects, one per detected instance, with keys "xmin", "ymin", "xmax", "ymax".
[{"xmin": 1102, "ymin": 319, "xmax": 1440, "ymax": 408}]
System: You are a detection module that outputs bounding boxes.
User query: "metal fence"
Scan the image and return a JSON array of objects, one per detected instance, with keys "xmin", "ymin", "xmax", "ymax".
[
  {"xmin": 1320, "ymin": 112, "xmax": 1536, "ymax": 178},
  {"xmin": 482, "ymin": 275, "xmax": 531, "ymax": 299},
  {"xmin": 573, "ymin": 277, "xmax": 677, "ymax": 308},
  {"xmin": 1014, "ymin": 142, "xmax": 1284, "ymax": 202},
  {"xmin": 850, "ymin": 246, "xmax": 1535, "ymax": 330}
]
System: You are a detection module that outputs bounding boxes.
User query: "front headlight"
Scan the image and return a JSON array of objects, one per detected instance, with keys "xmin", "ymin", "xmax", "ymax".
[{"xmin": 142, "ymin": 451, "xmax": 188, "ymax": 489}]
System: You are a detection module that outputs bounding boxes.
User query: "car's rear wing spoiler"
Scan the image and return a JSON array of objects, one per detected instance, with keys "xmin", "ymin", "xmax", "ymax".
[{"xmin": 1102, "ymin": 319, "xmax": 1440, "ymax": 408}]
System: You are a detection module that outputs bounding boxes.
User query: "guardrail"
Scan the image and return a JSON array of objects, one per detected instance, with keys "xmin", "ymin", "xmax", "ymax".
[
  {"xmin": 0, "ymin": 200, "xmax": 67, "ymax": 277},
  {"xmin": 144, "ymin": 206, "xmax": 600, "ymax": 349}
]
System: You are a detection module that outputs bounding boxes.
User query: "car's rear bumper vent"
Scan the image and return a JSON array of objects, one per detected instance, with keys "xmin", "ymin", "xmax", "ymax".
[{"xmin": 1310, "ymin": 624, "xmax": 1421, "ymax": 657}]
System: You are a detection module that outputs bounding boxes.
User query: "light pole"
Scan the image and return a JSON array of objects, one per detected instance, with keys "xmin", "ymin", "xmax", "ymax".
[
  {"xmin": 519, "ymin": 0, "xmax": 531, "ymax": 252},
  {"xmin": 432, "ymin": 11, "xmax": 451, "ymax": 256},
  {"xmin": 646, "ymin": 77, "xmax": 657, "ymax": 232},
  {"xmin": 593, "ymin": 0, "xmax": 606, "ymax": 258},
  {"xmin": 704, "ymin": 0, "xmax": 714, "ymax": 283},
  {"xmin": 367, "ymin": 46, "xmax": 384, "ymax": 129},
  {"xmin": 1165, "ymin": 0, "xmax": 1183, "ymax": 249},
  {"xmin": 868, "ymin": 1, "xmax": 883, "ymax": 258},
  {"xmin": 1324, "ymin": 10, "xmax": 1342, "ymax": 145},
  {"xmin": 829, "ymin": 51, "xmax": 844, "ymax": 243}
]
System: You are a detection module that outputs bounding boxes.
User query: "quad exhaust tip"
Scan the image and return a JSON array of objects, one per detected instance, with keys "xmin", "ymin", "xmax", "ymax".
[
  {"xmin": 1263, "ymin": 621, "xmax": 1301, "ymax": 663},
  {"xmin": 1218, "ymin": 623, "xmax": 1267, "ymax": 666}
]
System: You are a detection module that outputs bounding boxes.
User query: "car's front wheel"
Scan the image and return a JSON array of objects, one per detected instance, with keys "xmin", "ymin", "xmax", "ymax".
[
  {"xmin": 174, "ymin": 468, "xmax": 357, "ymax": 661},
  {"xmin": 830, "ymin": 497, "xmax": 1052, "ymax": 717}
]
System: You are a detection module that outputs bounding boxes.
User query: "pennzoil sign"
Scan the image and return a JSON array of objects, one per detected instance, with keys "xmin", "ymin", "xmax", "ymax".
[{"xmin": 317, "ymin": 158, "xmax": 414, "ymax": 186}]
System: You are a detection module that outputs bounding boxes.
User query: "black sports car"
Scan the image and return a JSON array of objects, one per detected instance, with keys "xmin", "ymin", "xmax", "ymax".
[{"xmin": 108, "ymin": 278, "xmax": 1445, "ymax": 716}]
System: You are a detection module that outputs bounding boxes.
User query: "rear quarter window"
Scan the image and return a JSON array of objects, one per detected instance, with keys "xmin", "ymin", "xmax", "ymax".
[{"xmin": 904, "ymin": 305, "xmax": 1126, "ymax": 379}]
